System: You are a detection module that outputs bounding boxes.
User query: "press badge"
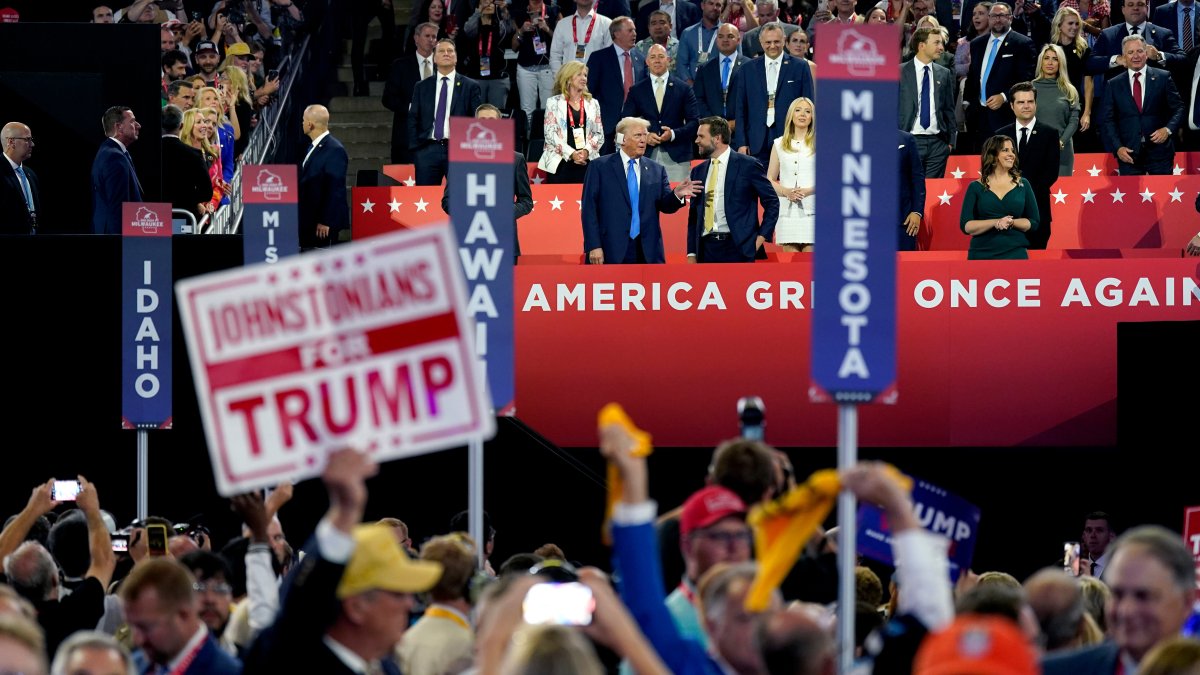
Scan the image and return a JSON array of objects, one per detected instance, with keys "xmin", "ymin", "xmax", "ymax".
[
  {"xmin": 573, "ymin": 126, "xmax": 586, "ymax": 147},
  {"xmin": 698, "ymin": 51, "xmax": 708, "ymax": 64},
  {"xmin": 533, "ymin": 34, "xmax": 546, "ymax": 54},
  {"xmin": 576, "ymin": 43, "xmax": 586, "ymax": 58},
  {"xmin": 480, "ymin": 56, "xmax": 491, "ymax": 76}
]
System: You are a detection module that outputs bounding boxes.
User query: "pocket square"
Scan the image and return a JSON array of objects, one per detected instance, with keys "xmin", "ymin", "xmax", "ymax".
[
  {"xmin": 787, "ymin": 79, "xmax": 794, "ymax": 83},
  {"xmin": 1001, "ymin": 53, "xmax": 1013, "ymax": 58}
]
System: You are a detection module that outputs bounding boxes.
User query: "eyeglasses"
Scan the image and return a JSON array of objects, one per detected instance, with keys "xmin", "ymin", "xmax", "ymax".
[
  {"xmin": 989, "ymin": 12, "xmax": 1012, "ymax": 17},
  {"xmin": 692, "ymin": 530, "xmax": 753, "ymax": 546},
  {"xmin": 193, "ymin": 581, "xmax": 233, "ymax": 595}
]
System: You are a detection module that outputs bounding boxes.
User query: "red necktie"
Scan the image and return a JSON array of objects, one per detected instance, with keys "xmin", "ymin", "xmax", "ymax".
[
  {"xmin": 1133, "ymin": 72, "xmax": 1143, "ymax": 113},
  {"xmin": 623, "ymin": 51, "xmax": 633, "ymax": 100}
]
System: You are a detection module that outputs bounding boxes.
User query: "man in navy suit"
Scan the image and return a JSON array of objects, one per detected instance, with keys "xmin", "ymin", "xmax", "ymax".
[
  {"xmin": 729, "ymin": 22, "xmax": 814, "ymax": 166},
  {"xmin": 687, "ymin": 116, "xmax": 778, "ymax": 262},
  {"xmin": 636, "ymin": 0, "xmax": 700, "ymax": 39},
  {"xmin": 407, "ymin": 39, "xmax": 484, "ymax": 185},
  {"xmin": 91, "ymin": 106, "xmax": 144, "ymax": 235},
  {"xmin": 587, "ymin": 17, "xmax": 646, "ymax": 155},
  {"xmin": 1089, "ymin": 0, "xmax": 1184, "ymax": 129},
  {"xmin": 581, "ymin": 117, "xmax": 698, "ymax": 263},
  {"xmin": 1151, "ymin": 0, "xmax": 1199, "ymax": 47},
  {"xmin": 900, "ymin": 26, "xmax": 958, "ymax": 177},
  {"xmin": 0, "ymin": 121, "xmax": 40, "ymax": 235},
  {"xmin": 1101, "ymin": 34, "xmax": 1184, "ymax": 174},
  {"xmin": 1044, "ymin": 526, "xmax": 1196, "ymax": 675},
  {"xmin": 121, "ymin": 558, "xmax": 242, "ymax": 675},
  {"xmin": 299, "ymin": 105, "xmax": 350, "ymax": 250},
  {"xmin": 621, "ymin": 44, "xmax": 700, "ymax": 181},
  {"xmin": 963, "ymin": 3, "xmax": 1037, "ymax": 150},
  {"xmin": 383, "ymin": 22, "xmax": 437, "ymax": 163},
  {"xmin": 898, "ymin": 130, "xmax": 926, "ymax": 251},
  {"xmin": 694, "ymin": 23, "xmax": 749, "ymax": 119},
  {"xmin": 999, "ymin": 82, "xmax": 1061, "ymax": 248}
]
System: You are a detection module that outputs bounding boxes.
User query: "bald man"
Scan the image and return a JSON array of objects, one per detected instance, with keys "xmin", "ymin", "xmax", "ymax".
[
  {"xmin": 299, "ymin": 105, "xmax": 349, "ymax": 250},
  {"xmin": 1, "ymin": 122, "xmax": 39, "ymax": 234}
]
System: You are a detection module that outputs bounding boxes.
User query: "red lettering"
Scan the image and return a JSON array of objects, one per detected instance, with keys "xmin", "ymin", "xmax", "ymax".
[
  {"xmin": 319, "ymin": 376, "xmax": 358, "ymax": 434},
  {"xmin": 367, "ymin": 364, "xmax": 418, "ymax": 426},
  {"xmin": 275, "ymin": 387, "xmax": 318, "ymax": 448},
  {"xmin": 421, "ymin": 356, "xmax": 454, "ymax": 416},
  {"xmin": 227, "ymin": 396, "xmax": 266, "ymax": 456}
]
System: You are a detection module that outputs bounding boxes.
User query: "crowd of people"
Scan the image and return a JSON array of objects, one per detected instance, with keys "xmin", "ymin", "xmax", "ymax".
[{"xmin": 0, "ymin": 417, "xmax": 1197, "ymax": 675}]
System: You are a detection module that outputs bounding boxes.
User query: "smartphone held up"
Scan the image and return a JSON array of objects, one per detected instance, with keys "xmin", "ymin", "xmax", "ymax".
[{"xmin": 522, "ymin": 582, "xmax": 596, "ymax": 626}]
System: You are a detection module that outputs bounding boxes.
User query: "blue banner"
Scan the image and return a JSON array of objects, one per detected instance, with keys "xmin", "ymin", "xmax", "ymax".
[
  {"xmin": 121, "ymin": 202, "xmax": 173, "ymax": 429},
  {"xmin": 811, "ymin": 24, "xmax": 899, "ymax": 403},
  {"xmin": 448, "ymin": 118, "xmax": 515, "ymax": 414},
  {"xmin": 857, "ymin": 476, "xmax": 982, "ymax": 580},
  {"xmin": 242, "ymin": 165, "xmax": 300, "ymax": 264}
]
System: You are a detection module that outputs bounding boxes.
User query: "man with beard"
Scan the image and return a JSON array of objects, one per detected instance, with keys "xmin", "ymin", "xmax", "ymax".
[{"xmin": 193, "ymin": 40, "xmax": 222, "ymax": 86}]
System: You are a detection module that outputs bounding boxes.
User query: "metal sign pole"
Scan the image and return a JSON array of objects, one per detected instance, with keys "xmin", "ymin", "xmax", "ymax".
[
  {"xmin": 837, "ymin": 403, "xmax": 858, "ymax": 674},
  {"xmin": 137, "ymin": 430, "xmax": 149, "ymax": 520},
  {"xmin": 469, "ymin": 438, "xmax": 484, "ymax": 568}
]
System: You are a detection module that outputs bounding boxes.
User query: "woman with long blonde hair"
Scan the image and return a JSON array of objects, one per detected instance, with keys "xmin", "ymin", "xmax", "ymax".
[
  {"xmin": 767, "ymin": 97, "xmax": 816, "ymax": 252},
  {"xmin": 181, "ymin": 107, "xmax": 225, "ymax": 212},
  {"xmin": 1033, "ymin": 43, "xmax": 1082, "ymax": 175},
  {"xmin": 536, "ymin": 60, "xmax": 603, "ymax": 183},
  {"xmin": 1051, "ymin": 6, "xmax": 1095, "ymax": 147}
]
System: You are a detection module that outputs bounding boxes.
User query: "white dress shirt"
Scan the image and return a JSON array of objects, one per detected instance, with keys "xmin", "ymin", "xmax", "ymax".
[
  {"xmin": 1127, "ymin": 67, "xmax": 1147, "ymax": 109},
  {"xmin": 431, "ymin": 70, "xmax": 458, "ymax": 139}
]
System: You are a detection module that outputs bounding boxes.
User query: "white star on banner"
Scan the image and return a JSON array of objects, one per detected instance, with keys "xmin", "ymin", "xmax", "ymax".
[
  {"xmin": 532, "ymin": 174, "xmax": 545, "ymax": 184},
  {"xmin": 1110, "ymin": 189, "xmax": 1125, "ymax": 203},
  {"xmin": 403, "ymin": 176, "xmax": 416, "ymax": 187},
  {"xmin": 937, "ymin": 191, "xmax": 953, "ymax": 205},
  {"xmin": 1174, "ymin": 164, "xmax": 1185, "ymax": 176},
  {"xmin": 575, "ymin": 200, "xmax": 583, "ymax": 210},
  {"xmin": 950, "ymin": 167, "xmax": 965, "ymax": 179},
  {"xmin": 388, "ymin": 199, "xmax": 402, "ymax": 213},
  {"xmin": 1053, "ymin": 190, "xmax": 1068, "ymax": 204},
  {"xmin": 1169, "ymin": 188, "xmax": 1185, "ymax": 203},
  {"xmin": 549, "ymin": 196, "xmax": 564, "ymax": 210},
  {"xmin": 1139, "ymin": 188, "xmax": 1155, "ymax": 203},
  {"xmin": 361, "ymin": 199, "xmax": 375, "ymax": 213},
  {"xmin": 1081, "ymin": 189, "xmax": 1097, "ymax": 203},
  {"xmin": 1087, "ymin": 165, "xmax": 1102, "ymax": 177},
  {"xmin": 414, "ymin": 197, "xmax": 429, "ymax": 212}
]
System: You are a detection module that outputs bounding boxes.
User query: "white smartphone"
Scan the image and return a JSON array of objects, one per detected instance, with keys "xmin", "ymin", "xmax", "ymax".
[
  {"xmin": 52, "ymin": 480, "xmax": 81, "ymax": 502},
  {"xmin": 522, "ymin": 582, "xmax": 596, "ymax": 626}
]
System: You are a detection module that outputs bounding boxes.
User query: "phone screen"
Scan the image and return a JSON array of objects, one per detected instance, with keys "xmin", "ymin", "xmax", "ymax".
[
  {"xmin": 112, "ymin": 535, "xmax": 130, "ymax": 553},
  {"xmin": 1063, "ymin": 541, "xmax": 1081, "ymax": 576},
  {"xmin": 522, "ymin": 582, "xmax": 595, "ymax": 626},
  {"xmin": 147, "ymin": 524, "xmax": 169, "ymax": 557},
  {"xmin": 52, "ymin": 480, "xmax": 81, "ymax": 502}
]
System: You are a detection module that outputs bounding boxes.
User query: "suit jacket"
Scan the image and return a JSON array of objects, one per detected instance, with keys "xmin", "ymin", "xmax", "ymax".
[
  {"xmin": 382, "ymin": 53, "xmax": 426, "ymax": 162},
  {"xmin": 740, "ymin": 22, "xmax": 801, "ymax": 59},
  {"xmin": 729, "ymin": 55, "xmax": 814, "ymax": 155},
  {"xmin": 1152, "ymin": 0, "xmax": 1200, "ymax": 43},
  {"xmin": 588, "ymin": 45, "xmax": 647, "ymax": 142},
  {"xmin": 899, "ymin": 58, "xmax": 958, "ymax": 144},
  {"xmin": 898, "ymin": 130, "xmax": 926, "ymax": 251},
  {"xmin": 0, "ymin": 159, "xmax": 39, "ymax": 234},
  {"xmin": 1100, "ymin": 66, "xmax": 1184, "ymax": 159},
  {"xmin": 997, "ymin": 120, "xmax": 1060, "ymax": 228},
  {"xmin": 620, "ymin": 74, "xmax": 700, "ymax": 162},
  {"xmin": 596, "ymin": 0, "xmax": 631, "ymax": 19},
  {"xmin": 1087, "ymin": 22, "xmax": 1184, "ymax": 81},
  {"xmin": 537, "ymin": 94, "xmax": 605, "ymax": 174},
  {"xmin": 298, "ymin": 133, "xmax": 350, "ymax": 248},
  {"xmin": 406, "ymin": 72, "xmax": 484, "ymax": 150},
  {"xmin": 636, "ymin": 0, "xmax": 701, "ymax": 40},
  {"xmin": 694, "ymin": 52, "xmax": 749, "ymax": 118},
  {"xmin": 581, "ymin": 152, "xmax": 685, "ymax": 263},
  {"xmin": 964, "ymin": 31, "xmax": 1037, "ymax": 114},
  {"xmin": 91, "ymin": 138, "xmax": 144, "ymax": 235},
  {"xmin": 1011, "ymin": 8, "xmax": 1051, "ymax": 47},
  {"xmin": 1042, "ymin": 641, "xmax": 1121, "ymax": 675},
  {"xmin": 441, "ymin": 151, "xmax": 533, "ymax": 256},
  {"xmin": 133, "ymin": 633, "xmax": 242, "ymax": 675},
  {"xmin": 686, "ymin": 150, "xmax": 779, "ymax": 259},
  {"xmin": 161, "ymin": 136, "xmax": 213, "ymax": 220}
]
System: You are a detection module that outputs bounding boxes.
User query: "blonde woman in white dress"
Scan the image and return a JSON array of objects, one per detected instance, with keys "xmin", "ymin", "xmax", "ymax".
[{"xmin": 767, "ymin": 97, "xmax": 815, "ymax": 252}]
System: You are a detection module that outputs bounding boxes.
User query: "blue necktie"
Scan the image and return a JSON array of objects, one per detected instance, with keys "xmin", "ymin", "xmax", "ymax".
[
  {"xmin": 721, "ymin": 56, "xmax": 731, "ymax": 91},
  {"xmin": 920, "ymin": 64, "xmax": 932, "ymax": 129},
  {"xmin": 627, "ymin": 158, "xmax": 640, "ymax": 239},
  {"xmin": 14, "ymin": 165, "xmax": 33, "ymax": 212},
  {"xmin": 980, "ymin": 37, "xmax": 999, "ymax": 105},
  {"xmin": 434, "ymin": 76, "xmax": 449, "ymax": 140}
]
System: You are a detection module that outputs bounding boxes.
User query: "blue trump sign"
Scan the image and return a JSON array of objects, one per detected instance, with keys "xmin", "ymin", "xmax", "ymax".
[
  {"xmin": 857, "ymin": 476, "xmax": 982, "ymax": 581},
  {"xmin": 811, "ymin": 24, "xmax": 899, "ymax": 403}
]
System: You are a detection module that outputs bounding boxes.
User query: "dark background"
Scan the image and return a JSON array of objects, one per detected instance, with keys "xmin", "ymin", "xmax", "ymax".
[{"xmin": 0, "ymin": 233, "xmax": 1196, "ymax": 586}]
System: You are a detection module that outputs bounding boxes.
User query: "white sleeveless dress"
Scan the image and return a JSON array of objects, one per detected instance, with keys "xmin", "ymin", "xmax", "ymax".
[{"xmin": 773, "ymin": 137, "xmax": 815, "ymax": 245}]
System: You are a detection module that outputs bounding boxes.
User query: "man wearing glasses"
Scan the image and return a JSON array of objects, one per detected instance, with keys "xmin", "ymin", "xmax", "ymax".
[
  {"xmin": 0, "ymin": 122, "xmax": 39, "ymax": 234},
  {"xmin": 180, "ymin": 551, "xmax": 240, "ymax": 657},
  {"xmin": 964, "ymin": 2, "xmax": 1036, "ymax": 150}
]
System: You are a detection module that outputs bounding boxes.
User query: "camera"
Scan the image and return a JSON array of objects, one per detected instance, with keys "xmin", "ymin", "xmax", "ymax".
[
  {"xmin": 191, "ymin": 10, "xmax": 204, "ymax": 21},
  {"xmin": 737, "ymin": 396, "xmax": 765, "ymax": 441},
  {"xmin": 174, "ymin": 521, "xmax": 211, "ymax": 546},
  {"xmin": 522, "ymin": 582, "xmax": 595, "ymax": 626},
  {"xmin": 111, "ymin": 534, "xmax": 130, "ymax": 553}
]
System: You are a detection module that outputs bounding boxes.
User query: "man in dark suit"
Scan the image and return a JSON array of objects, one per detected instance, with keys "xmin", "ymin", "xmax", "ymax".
[
  {"xmin": 636, "ymin": 0, "xmax": 700, "ymax": 38},
  {"xmin": 91, "ymin": 106, "xmax": 144, "ymax": 235},
  {"xmin": 407, "ymin": 39, "xmax": 484, "ymax": 185},
  {"xmin": 0, "ymin": 121, "xmax": 39, "ymax": 235},
  {"xmin": 1101, "ymin": 34, "xmax": 1184, "ymax": 174},
  {"xmin": 1044, "ymin": 526, "xmax": 1196, "ymax": 675},
  {"xmin": 582, "ymin": 117, "xmax": 698, "ymax": 263},
  {"xmin": 1152, "ymin": 0, "xmax": 1199, "ymax": 47},
  {"xmin": 687, "ymin": 116, "xmax": 778, "ymax": 262},
  {"xmin": 587, "ymin": 17, "xmax": 646, "ymax": 155},
  {"xmin": 898, "ymin": 130, "xmax": 927, "ymax": 251},
  {"xmin": 597, "ymin": 0, "xmax": 632, "ymax": 19},
  {"xmin": 694, "ymin": 23, "xmax": 749, "ymax": 119},
  {"xmin": 621, "ymin": 44, "xmax": 700, "ymax": 181},
  {"xmin": 441, "ymin": 104, "xmax": 534, "ymax": 259},
  {"xmin": 159, "ymin": 105, "xmax": 213, "ymax": 224},
  {"xmin": 384, "ymin": 22, "xmax": 438, "ymax": 164},
  {"xmin": 299, "ymin": 105, "xmax": 350, "ymax": 250},
  {"xmin": 729, "ymin": 23, "xmax": 814, "ymax": 166},
  {"xmin": 1011, "ymin": 0, "xmax": 1052, "ymax": 46},
  {"xmin": 998, "ymin": 82, "xmax": 1061, "ymax": 249},
  {"xmin": 1089, "ymin": 0, "xmax": 1185, "ymax": 130},
  {"xmin": 121, "ymin": 558, "xmax": 242, "ymax": 675},
  {"xmin": 963, "ymin": 3, "xmax": 1037, "ymax": 150},
  {"xmin": 241, "ymin": 449, "xmax": 443, "ymax": 675},
  {"xmin": 900, "ymin": 26, "xmax": 957, "ymax": 178}
]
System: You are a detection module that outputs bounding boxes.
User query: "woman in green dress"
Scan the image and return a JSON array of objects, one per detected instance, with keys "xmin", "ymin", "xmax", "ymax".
[{"xmin": 959, "ymin": 135, "xmax": 1040, "ymax": 260}]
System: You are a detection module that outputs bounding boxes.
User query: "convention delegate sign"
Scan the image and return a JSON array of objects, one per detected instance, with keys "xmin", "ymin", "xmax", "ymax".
[
  {"xmin": 122, "ymin": 203, "xmax": 173, "ymax": 429},
  {"xmin": 448, "ymin": 117, "xmax": 515, "ymax": 414},
  {"xmin": 811, "ymin": 24, "xmax": 899, "ymax": 403},
  {"xmin": 1186, "ymin": 506, "xmax": 1200, "ymax": 585},
  {"xmin": 242, "ymin": 165, "xmax": 300, "ymax": 264},
  {"xmin": 857, "ymin": 476, "xmax": 981, "ymax": 580},
  {"xmin": 176, "ymin": 227, "xmax": 496, "ymax": 496}
]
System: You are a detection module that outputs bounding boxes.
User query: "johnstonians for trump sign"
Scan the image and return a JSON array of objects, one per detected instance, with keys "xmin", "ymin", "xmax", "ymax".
[{"xmin": 176, "ymin": 227, "xmax": 495, "ymax": 495}]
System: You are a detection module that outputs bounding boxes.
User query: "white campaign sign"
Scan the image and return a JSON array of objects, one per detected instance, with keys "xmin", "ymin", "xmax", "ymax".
[{"xmin": 176, "ymin": 227, "xmax": 495, "ymax": 495}]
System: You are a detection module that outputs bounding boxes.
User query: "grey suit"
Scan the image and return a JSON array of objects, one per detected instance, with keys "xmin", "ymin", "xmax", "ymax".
[{"xmin": 899, "ymin": 58, "xmax": 957, "ymax": 178}]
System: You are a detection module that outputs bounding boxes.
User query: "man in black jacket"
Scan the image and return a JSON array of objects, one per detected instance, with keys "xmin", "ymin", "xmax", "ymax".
[{"xmin": 998, "ymin": 82, "xmax": 1060, "ymax": 249}]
